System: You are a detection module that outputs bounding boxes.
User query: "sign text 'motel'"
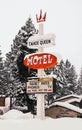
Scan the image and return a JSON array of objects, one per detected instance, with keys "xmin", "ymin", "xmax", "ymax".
[
  {"xmin": 27, "ymin": 33, "xmax": 55, "ymax": 49},
  {"xmin": 23, "ymin": 53, "xmax": 57, "ymax": 69}
]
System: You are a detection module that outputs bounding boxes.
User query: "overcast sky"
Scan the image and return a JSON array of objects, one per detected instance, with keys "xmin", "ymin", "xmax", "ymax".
[{"xmin": 0, "ymin": 0, "xmax": 82, "ymax": 74}]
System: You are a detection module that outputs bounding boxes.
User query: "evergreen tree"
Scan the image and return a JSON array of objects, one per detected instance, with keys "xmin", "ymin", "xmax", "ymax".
[
  {"xmin": 5, "ymin": 18, "xmax": 37, "ymax": 108},
  {"xmin": 4, "ymin": 51, "xmax": 20, "ymax": 97},
  {"xmin": 52, "ymin": 59, "xmax": 77, "ymax": 98},
  {"xmin": 79, "ymin": 99, "xmax": 82, "ymax": 108},
  {"xmin": 77, "ymin": 68, "xmax": 82, "ymax": 95},
  {"xmin": 53, "ymin": 60, "xmax": 67, "ymax": 97},
  {"xmin": 0, "ymin": 48, "xmax": 6, "ymax": 94},
  {"xmin": 64, "ymin": 60, "xmax": 77, "ymax": 94},
  {"xmin": 45, "ymin": 60, "xmax": 68, "ymax": 99},
  {"xmin": 16, "ymin": 17, "xmax": 37, "ymax": 82}
]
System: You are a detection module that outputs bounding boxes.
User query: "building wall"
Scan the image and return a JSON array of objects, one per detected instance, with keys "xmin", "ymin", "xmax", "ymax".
[
  {"xmin": 0, "ymin": 97, "xmax": 5, "ymax": 106},
  {"xmin": 0, "ymin": 96, "xmax": 11, "ymax": 114},
  {"xmin": 45, "ymin": 106, "xmax": 80, "ymax": 118}
]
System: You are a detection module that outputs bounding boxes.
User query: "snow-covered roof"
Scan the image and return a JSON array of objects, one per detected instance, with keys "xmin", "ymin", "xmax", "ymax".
[
  {"xmin": 55, "ymin": 94, "xmax": 81, "ymax": 102},
  {"xmin": 53, "ymin": 101, "xmax": 82, "ymax": 114},
  {"xmin": 48, "ymin": 94, "xmax": 82, "ymax": 114},
  {"xmin": 66, "ymin": 98, "xmax": 81, "ymax": 103}
]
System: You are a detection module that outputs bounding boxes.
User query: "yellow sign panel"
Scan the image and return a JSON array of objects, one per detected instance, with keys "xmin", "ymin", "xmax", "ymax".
[{"xmin": 39, "ymin": 77, "xmax": 53, "ymax": 82}]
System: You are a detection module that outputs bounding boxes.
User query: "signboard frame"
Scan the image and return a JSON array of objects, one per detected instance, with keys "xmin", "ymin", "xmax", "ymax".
[
  {"xmin": 26, "ymin": 77, "xmax": 55, "ymax": 94},
  {"xmin": 23, "ymin": 53, "xmax": 57, "ymax": 69},
  {"xmin": 27, "ymin": 33, "xmax": 56, "ymax": 49}
]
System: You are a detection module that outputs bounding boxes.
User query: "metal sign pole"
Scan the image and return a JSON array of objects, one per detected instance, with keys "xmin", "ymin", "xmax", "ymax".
[{"xmin": 36, "ymin": 22, "xmax": 45, "ymax": 119}]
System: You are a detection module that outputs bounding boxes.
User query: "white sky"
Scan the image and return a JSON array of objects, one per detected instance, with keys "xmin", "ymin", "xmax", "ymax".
[{"xmin": 0, "ymin": 0, "xmax": 82, "ymax": 74}]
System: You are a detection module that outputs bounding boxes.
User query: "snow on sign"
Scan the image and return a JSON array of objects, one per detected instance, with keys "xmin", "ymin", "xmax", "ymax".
[
  {"xmin": 27, "ymin": 33, "xmax": 55, "ymax": 49},
  {"xmin": 23, "ymin": 53, "xmax": 57, "ymax": 69},
  {"xmin": 27, "ymin": 77, "xmax": 54, "ymax": 93}
]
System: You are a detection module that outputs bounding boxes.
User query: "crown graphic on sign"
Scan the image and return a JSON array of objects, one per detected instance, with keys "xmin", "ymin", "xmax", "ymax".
[{"xmin": 36, "ymin": 10, "xmax": 46, "ymax": 23}]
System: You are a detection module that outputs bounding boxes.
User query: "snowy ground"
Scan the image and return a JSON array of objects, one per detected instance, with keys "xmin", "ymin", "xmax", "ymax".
[{"xmin": 0, "ymin": 109, "xmax": 82, "ymax": 130}]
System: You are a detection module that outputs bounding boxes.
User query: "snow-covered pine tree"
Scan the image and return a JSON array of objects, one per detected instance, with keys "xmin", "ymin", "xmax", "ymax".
[
  {"xmin": 53, "ymin": 60, "xmax": 67, "ymax": 97},
  {"xmin": 0, "ymin": 48, "xmax": 6, "ymax": 95},
  {"xmin": 44, "ymin": 60, "xmax": 67, "ymax": 100},
  {"xmin": 64, "ymin": 60, "xmax": 77, "ymax": 94},
  {"xmin": 4, "ymin": 51, "xmax": 24, "ymax": 97},
  {"xmin": 5, "ymin": 18, "xmax": 37, "ymax": 108},
  {"xmin": 13, "ymin": 17, "xmax": 37, "ymax": 82},
  {"xmin": 53, "ymin": 59, "xmax": 77, "ymax": 98},
  {"xmin": 77, "ymin": 68, "xmax": 82, "ymax": 95}
]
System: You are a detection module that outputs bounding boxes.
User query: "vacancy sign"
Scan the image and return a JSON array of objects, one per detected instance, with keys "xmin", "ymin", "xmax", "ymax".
[
  {"xmin": 27, "ymin": 33, "xmax": 55, "ymax": 49},
  {"xmin": 23, "ymin": 53, "xmax": 57, "ymax": 69},
  {"xmin": 27, "ymin": 77, "xmax": 54, "ymax": 93}
]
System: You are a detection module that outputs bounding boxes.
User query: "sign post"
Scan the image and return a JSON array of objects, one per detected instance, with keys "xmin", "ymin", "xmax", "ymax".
[
  {"xmin": 36, "ymin": 14, "xmax": 45, "ymax": 119},
  {"xmin": 23, "ymin": 10, "xmax": 58, "ymax": 119}
]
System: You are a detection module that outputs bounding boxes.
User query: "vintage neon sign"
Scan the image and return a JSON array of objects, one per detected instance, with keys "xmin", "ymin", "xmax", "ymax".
[{"xmin": 23, "ymin": 53, "xmax": 57, "ymax": 69}]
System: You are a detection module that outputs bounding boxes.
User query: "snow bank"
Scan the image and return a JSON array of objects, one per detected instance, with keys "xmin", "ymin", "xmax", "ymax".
[
  {"xmin": 0, "ymin": 109, "xmax": 34, "ymax": 119},
  {"xmin": 12, "ymin": 105, "xmax": 28, "ymax": 111},
  {"xmin": 1, "ymin": 109, "xmax": 23, "ymax": 119},
  {"xmin": 0, "ymin": 106, "xmax": 10, "ymax": 113},
  {"xmin": 0, "ymin": 109, "xmax": 82, "ymax": 130},
  {"xmin": 18, "ymin": 112, "xmax": 34, "ymax": 119}
]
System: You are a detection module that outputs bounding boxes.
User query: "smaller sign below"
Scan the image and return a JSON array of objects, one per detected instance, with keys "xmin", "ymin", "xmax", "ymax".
[
  {"xmin": 27, "ymin": 33, "xmax": 55, "ymax": 49},
  {"xmin": 27, "ymin": 77, "xmax": 55, "ymax": 93},
  {"xmin": 39, "ymin": 77, "xmax": 53, "ymax": 93},
  {"xmin": 27, "ymin": 78, "xmax": 39, "ymax": 93}
]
